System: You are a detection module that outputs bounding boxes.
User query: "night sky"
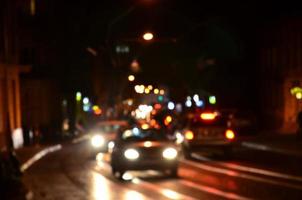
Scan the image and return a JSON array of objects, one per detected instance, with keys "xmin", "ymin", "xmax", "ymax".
[{"xmin": 28, "ymin": 0, "xmax": 302, "ymax": 107}]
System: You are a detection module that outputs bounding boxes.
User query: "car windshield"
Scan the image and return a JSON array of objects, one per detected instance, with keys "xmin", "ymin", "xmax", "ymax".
[
  {"xmin": 120, "ymin": 128, "xmax": 168, "ymax": 142},
  {"xmin": 98, "ymin": 125, "xmax": 122, "ymax": 133}
]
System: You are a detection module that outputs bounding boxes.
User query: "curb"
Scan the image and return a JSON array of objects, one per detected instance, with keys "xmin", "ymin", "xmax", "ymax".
[
  {"xmin": 241, "ymin": 142, "xmax": 302, "ymax": 157},
  {"xmin": 20, "ymin": 144, "xmax": 62, "ymax": 172}
]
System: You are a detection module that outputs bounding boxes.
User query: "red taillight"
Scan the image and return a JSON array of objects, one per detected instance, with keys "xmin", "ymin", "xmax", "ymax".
[
  {"xmin": 185, "ymin": 130, "xmax": 194, "ymax": 140},
  {"xmin": 225, "ymin": 129, "xmax": 235, "ymax": 140},
  {"xmin": 200, "ymin": 112, "xmax": 216, "ymax": 120}
]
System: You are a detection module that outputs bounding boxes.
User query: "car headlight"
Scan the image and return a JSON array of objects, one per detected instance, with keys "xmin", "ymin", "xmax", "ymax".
[
  {"xmin": 124, "ymin": 149, "xmax": 139, "ymax": 160},
  {"xmin": 91, "ymin": 135, "xmax": 105, "ymax": 148},
  {"xmin": 175, "ymin": 132, "xmax": 184, "ymax": 144},
  {"xmin": 163, "ymin": 148, "xmax": 178, "ymax": 160}
]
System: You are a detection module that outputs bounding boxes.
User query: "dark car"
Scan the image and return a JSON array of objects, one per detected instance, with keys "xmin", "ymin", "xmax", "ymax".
[
  {"xmin": 177, "ymin": 110, "xmax": 236, "ymax": 158},
  {"xmin": 110, "ymin": 127, "xmax": 179, "ymax": 179}
]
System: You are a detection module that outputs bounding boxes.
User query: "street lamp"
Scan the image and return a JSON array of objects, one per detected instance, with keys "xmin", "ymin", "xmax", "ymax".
[
  {"xmin": 143, "ymin": 32, "xmax": 154, "ymax": 41},
  {"xmin": 128, "ymin": 75, "xmax": 135, "ymax": 82}
]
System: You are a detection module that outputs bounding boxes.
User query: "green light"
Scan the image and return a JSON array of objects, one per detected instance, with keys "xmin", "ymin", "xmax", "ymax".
[
  {"xmin": 291, "ymin": 87, "xmax": 302, "ymax": 95},
  {"xmin": 76, "ymin": 92, "xmax": 82, "ymax": 101},
  {"xmin": 158, "ymin": 96, "xmax": 164, "ymax": 102},
  {"xmin": 209, "ymin": 96, "xmax": 216, "ymax": 104}
]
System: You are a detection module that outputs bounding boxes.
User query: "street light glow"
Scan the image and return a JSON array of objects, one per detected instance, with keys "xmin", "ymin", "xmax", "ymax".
[
  {"xmin": 143, "ymin": 32, "xmax": 154, "ymax": 41},
  {"xmin": 160, "ymin": 89, "xmax": 165, "ymax": 95},
  {"xmin": 83, "ymin": 97, "xmax": 89, "ymax": 104},
  {"xmin": 76, "ymin": 92, "xmax": 82, "ymax": 101},
  {"xmin": 128, "ymin": 75, "xmax": 135, "ymax": 82},
  {"xmin": 154, "ymin": 88, "xmax": 159, "ymax": 94}
]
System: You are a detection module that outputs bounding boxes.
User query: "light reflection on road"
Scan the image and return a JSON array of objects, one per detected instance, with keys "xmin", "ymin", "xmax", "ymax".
[{"xmin": 91, "ymin": 172, "xmax": 112, "ymax": 200}]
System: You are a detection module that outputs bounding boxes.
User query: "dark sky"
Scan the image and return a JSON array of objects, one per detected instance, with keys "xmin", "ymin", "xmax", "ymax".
[{"xmin": 29, "ymin": 0, "xmax": 302, "ymax": 106}]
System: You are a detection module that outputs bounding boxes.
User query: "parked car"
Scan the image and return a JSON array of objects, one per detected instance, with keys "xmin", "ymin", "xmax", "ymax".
[{"xmin": 110, "ymin": 127, "xmax": 179, "ymax": 179}]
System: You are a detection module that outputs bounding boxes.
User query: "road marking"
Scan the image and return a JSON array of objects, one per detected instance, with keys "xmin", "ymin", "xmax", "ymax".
[
  {"xmin": 179, "ymin": 180, "xmax": 253, "ymax": 200},
  {"xmin": 20, "ymin": 144, "xmax": 62, "ymax": 172},
  {"xmin": 182, "ymin": 160, "xmax": 302, "ymax": 190},
  {"xmin": 132, "ymin": 178, "xmax": 199, "ymax": 200},
  {"xmin": 92, "ymin": 171, "xmax": 152, "ymax": 200},
  {"xmin": 191, "ymin": 153, "xmax": 302, "ymax": 182},
  {"xmin": 94, "ymin": 160, "xmax": 198, "ymax": 200},
  {"xmin": 241, "ymin": 142, "xmax": 302, "ymax": 157}
]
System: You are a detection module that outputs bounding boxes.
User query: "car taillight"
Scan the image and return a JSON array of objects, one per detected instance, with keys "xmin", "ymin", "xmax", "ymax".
[
  {"xmin": 185, "ymin": 130, "xmax": 194, "ymax": 140},
  {"xmin": 225, "ymin": 129, "xmax": 235, "ymax": 140},
  {"xmin": 200, "ymin": 112, "xmax": 216, "ymax": 120}
]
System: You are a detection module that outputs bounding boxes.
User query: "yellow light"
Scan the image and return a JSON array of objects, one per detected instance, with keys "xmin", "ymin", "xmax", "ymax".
[
  {"xmin": 200, "ymin": 112, "xmax": 216, "ymax": 120},
  {"xmin": 154, "ymin": 88, "xmax": 159, "ymax": 94},
  {"xmin": 143, "ymin": 141, "xmax": 152, "ymax": 147},
  {"xmin": 143, "ymin": 32, "xmax": 154, "ymax": 41},
  {"xmin": 92, "ymin": 105, "xmax": 99, "ymax": 111},
  {"xmin": 128, "ymin": 75, "xmax": 135, "ymax": 82},
  {"xmin": 296, "ymin": 92, "xmax": 302, "ymax": 100},
  {"xmin": 141, "ymin": 123, "xmax": 149, "ymax": 130},
  {"xmin": 144, "ymin": 88, "xmax": 150, "ymax": 94},
  {"xmin": 160, "ymin": 89, "xmax": 165, "ymax": 95},
  {"xmin": 225, "ymin": 129, "xmax": 235, "ymax": 140},
  {"xmin": 148, "ymin": 85, "xmax": 153, "ymax": 90},
  {"xmin": 76, "ymin": 92, "xmax": 82, "ymax": 101},
  {"xmin": 164, "ymin": 115, "xmax": 173, "ymax": 126},
  {"xmin": 166, "ymin": 116, "xmax": 172, "ymax": 123},
  {"xmin": 185, "ymin": 130, "xmax": 194, "ymax": 140}
]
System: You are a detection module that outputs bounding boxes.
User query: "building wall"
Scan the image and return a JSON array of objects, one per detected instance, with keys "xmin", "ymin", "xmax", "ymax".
[
  {"xmin": 0, "ymin": 65, "xmax": 27, "ymax": 149},
  {"xmin": 0, "ymin": 0, "xmax": 32, "ymax": 149},
  {"xmin": 260, "ymin": 18, "xmax": 302, "ymax": 132},
  {"xmin": 21, "ymin": 78, "xmax": 62, "ymax": 136}
]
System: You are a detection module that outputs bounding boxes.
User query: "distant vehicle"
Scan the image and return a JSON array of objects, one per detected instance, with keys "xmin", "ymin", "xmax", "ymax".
[
  {"xmin": 176, "ymin": 110, "xmax": 236, "ymax": 158},
  {"xmin": 89, "ymin": 120, "xmax": 129, "ymax": 156},
  {"xmin": 110, "ymin": 127, "xmax": 179, "ymax": 179}
]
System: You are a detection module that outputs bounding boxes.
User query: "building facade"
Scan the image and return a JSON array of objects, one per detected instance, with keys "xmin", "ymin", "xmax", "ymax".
[
  {"xmin": 259, "ymin": 18, "xmax": 302, "ymax": 132},
  {"xmin": 0, "ymin": 0, "xmax": 33, "ymax": 149}
]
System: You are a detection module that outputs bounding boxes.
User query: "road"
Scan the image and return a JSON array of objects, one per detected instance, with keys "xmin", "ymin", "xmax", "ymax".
[{"xmin": 23, "ymin": 140, "xmax": 302, "ymax": 200}]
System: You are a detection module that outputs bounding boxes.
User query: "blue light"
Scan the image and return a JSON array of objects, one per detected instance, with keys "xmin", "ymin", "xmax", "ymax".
[
  {"xmin": 196, "ymin": 100, "xmax": 204, "ymax": 107},
  {"xmin": 83, "ymin": 105, "xmax": 90, "ymax": 112},
  {"xmin": 132, "ymin": 127, "xmax": 139, "ymax": 135}
]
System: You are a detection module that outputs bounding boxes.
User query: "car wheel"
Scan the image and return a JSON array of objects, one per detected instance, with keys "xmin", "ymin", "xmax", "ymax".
[{"xmin": 111, "ymin": 166, "xmax": 125, "ymax": 180}]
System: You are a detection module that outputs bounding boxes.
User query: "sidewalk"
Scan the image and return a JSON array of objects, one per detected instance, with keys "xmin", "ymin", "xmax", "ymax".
[
  {"xmin": 241, "ymin": 132, "xmax": 302, "ymax": 157},
  {"xmin": 5, "ymin": 140, "xmax": 64, "ymax": 200}
]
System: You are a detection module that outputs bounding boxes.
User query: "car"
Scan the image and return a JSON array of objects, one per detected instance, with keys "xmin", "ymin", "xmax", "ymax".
[
  {"xmin": 110, "ymin": 127, "xmax": 179, "ymax": 179},
  {"xmin": 177, "ymin": 110, "xmax": 236, "ymax": 158},
  {"xmin": 89, "ymin": 120, "xmax": 129, "ymax": 156}
]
